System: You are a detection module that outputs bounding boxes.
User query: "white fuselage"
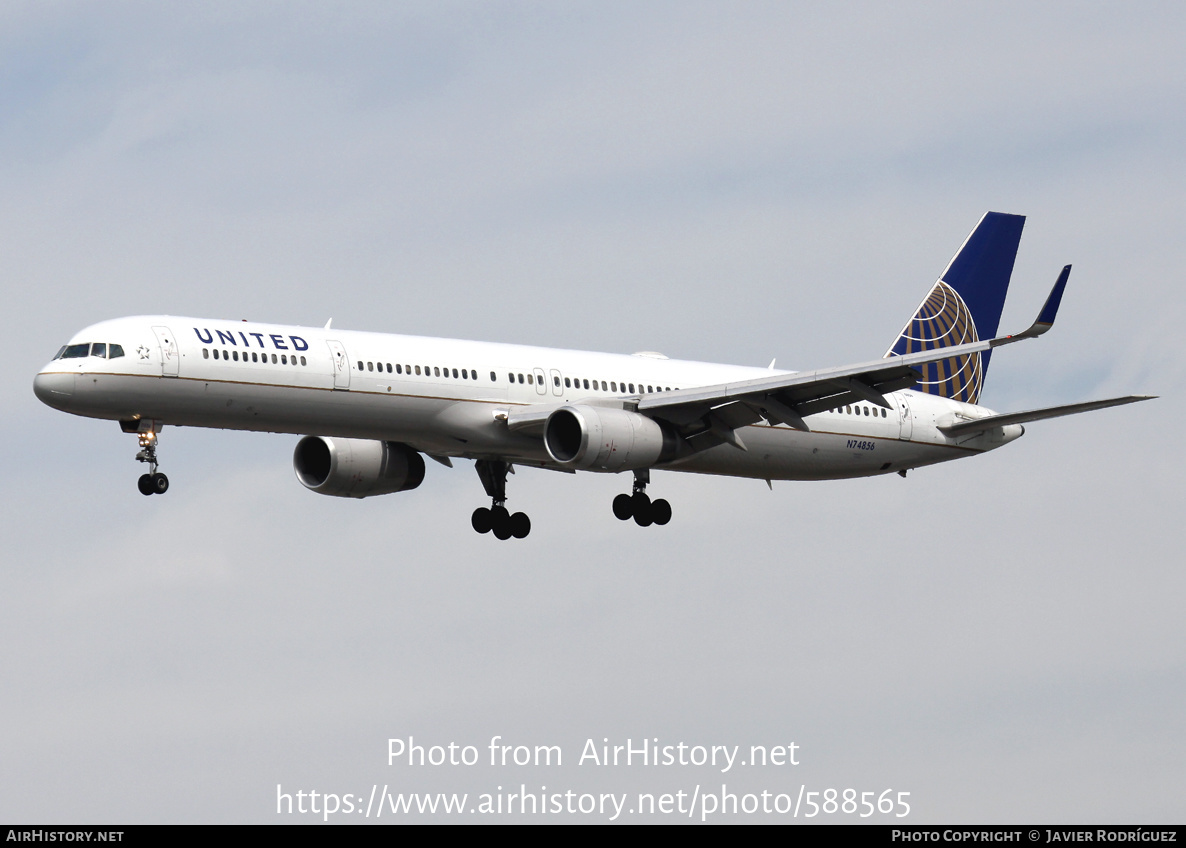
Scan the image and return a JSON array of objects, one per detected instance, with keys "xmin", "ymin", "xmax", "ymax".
[{"xmin": 33, "ymin": 315, "xmax": 1023, "ymax": 482}]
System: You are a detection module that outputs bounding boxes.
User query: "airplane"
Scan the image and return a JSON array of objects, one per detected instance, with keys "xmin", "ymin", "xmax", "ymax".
[{"xmin": 33, "ymin": 212, "xmax": 1153, "ymax": 540}]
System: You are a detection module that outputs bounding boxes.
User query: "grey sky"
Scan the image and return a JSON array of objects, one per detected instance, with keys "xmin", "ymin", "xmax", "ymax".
[{"xmin": 1, "ymin": 1, "xmax": 1182, "ymax": 823}]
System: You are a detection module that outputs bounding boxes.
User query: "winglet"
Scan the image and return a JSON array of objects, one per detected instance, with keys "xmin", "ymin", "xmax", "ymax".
[{"xmin": 1004, "ymin": 265, "xmax": 1070, "ymax": 342}]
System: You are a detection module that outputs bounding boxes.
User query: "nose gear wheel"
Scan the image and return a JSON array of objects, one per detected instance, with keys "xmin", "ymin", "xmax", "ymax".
[{"xmin": 132, "ymin": 425, "xmax": 169, "ymax": 496}]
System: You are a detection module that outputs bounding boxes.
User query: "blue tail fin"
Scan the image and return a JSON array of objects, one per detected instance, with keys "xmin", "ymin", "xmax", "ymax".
[{"xmin": 885, "ymin": 212, "xmax": 1025, "ymax": 403}]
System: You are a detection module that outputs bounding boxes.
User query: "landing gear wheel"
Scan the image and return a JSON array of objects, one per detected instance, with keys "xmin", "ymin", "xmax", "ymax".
[
  {"xmin": 510, "ymin": 512, "xmax": 531, "ymax": 539},
  {"xmin": 132, "ymin": 423, "xmax": 166, "ymax": 495},
  {"xmin": 474, "ymin": 460, "xmax": 532, "ymax": 540},
  {"xmin": 612, "ymin": 493, "xmax": 633, "ymax": 520},
  {"xmin": 491, "ymin": 505, "xmax": 513, "ymax": 540},
  {"xmin": 632, "ymin": 492, "xmax": 653, "ymax": 527},
  {"xmin": 617, "ymin": 470, "xmax": 670, "ymax": 528}
]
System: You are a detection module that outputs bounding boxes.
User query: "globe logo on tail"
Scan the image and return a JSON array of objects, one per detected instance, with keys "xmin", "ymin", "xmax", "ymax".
[{"xmin": 894, "ymin": 280, "xmax": 984, "ymax": 404}]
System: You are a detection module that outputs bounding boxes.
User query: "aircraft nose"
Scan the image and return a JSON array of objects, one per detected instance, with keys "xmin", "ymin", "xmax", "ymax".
[{"xmin": 33, "ymin": 372, "xmax": 76, "ymax": 407}]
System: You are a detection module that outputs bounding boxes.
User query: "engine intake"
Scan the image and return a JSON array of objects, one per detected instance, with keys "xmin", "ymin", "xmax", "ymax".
[
  {"xmin": 544, "ymin": 405, "xmax": 676, "ymax": 471},
  {"xmin": 293, "ymin": 437, "xmax": 426, "ymax": 498}
]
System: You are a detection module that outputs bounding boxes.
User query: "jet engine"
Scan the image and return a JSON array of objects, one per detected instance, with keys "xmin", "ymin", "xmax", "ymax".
[
  {"xmin": 543, "ymin": 405, "xmax": 677, "ymax": 471},
  {"xmin": 293, "ymin": 436, "xmax": 425, "ymax": 498}
]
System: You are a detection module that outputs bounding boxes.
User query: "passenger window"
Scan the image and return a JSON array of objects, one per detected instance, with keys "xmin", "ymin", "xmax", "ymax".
[
  {"xmin": 490, "ymin": 371, "xmax": 497, "ymax": 382},
  {"xmin": 232, "ymin": 350, "xmax": 239, "ymax": 361},
  {"xmin": 517, "ymin": 373, "xmax": 524, "ymax": 384},
  {"xmin": 203, "ymin": 349, "xmax": 209, "ymax": 359},
  {"xmin": 601, "ymin": 381, "xmax": 607, "ymax": 391},
  {"xmin": 527, "ymin": 373, "xmax": 533, "ymax": 385},
  {"xmin": 564, "ymin": 377, "xmax": 571, "ymax": 388},
  {"xmin": 583, "ymin": 379, "xmax": 589, "ymax": 389},
  {"xmin": 281, "ymin": 355, "xmax": 287, "ymax": 364},
  {"xmin": 433, "ymin": 367, "xmax": 440, "ymax": 377},
  {"xmin": 415, "ymin": 366, "xmax": 422, "ymax": 376},
  {"xmin": 611, "ymin": 382, "xmax": 617, "ymax": 392}
]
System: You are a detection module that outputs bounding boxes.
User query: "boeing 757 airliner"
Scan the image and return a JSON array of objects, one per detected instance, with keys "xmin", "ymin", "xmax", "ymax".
[{"xmin": 34, "ymin": 213, "xmax": 1152, "ymax": 539}]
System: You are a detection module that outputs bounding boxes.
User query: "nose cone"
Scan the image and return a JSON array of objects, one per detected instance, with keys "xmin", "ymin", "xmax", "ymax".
[{"xmin": 34, "ymin": 372, "xmax": 76, "ymax": 408}]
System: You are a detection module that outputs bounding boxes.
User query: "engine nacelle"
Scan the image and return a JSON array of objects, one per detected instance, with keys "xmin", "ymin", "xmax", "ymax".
[
  {"xmin": 293, "ymin": 436, "xmax": 426, "ymax": 498},
  {"xmin": 543, "ymin": 405, "xmax": 676, "ymax": 471}
]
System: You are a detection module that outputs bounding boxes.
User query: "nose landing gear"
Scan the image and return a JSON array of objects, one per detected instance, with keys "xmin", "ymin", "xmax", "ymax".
[
  {"xmin": 471, "ymin": 459, "xmax": 530, "ymax": 540},
  {"xmin": 126, "ymin": 420, "xmax": 169, "ymax": 496},
  {"xmin": 613, "ymin": 469, "xmax": 670, "ymax": 527}
]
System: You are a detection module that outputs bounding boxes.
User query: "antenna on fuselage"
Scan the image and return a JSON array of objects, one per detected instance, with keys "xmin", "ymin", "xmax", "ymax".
[{"xmin": 324, "ymin": 318, "xmax": 333, "ymax": 329}]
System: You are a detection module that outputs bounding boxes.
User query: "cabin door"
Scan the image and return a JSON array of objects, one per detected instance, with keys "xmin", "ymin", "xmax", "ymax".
[
  {"xmin": 326, "ymin": 340, "xmax": 350, "ymax": 389},
  {"xmin": 152, "ymin": 326, "xmax": 179, "ymax": 377}
]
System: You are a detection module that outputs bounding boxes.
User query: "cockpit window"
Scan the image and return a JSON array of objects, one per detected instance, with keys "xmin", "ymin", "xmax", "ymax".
[{"xmin": 56, "ymin": 342, "xmax": 125, "ymax": 360}]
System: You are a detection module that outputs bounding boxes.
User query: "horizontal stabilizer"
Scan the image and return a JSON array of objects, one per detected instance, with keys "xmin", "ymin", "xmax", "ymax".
[{"xmin": 937, "ymin": 395, "xmax": 1155, "ymax": 436}]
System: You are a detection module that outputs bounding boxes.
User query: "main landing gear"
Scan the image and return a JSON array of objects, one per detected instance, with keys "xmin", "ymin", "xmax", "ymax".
[
  {"xmin": 471, "ymin": 459, "xmax": 530, "ymax": 540},
  {"xmin": 128, "ymin": 421, "xmax": 169, "ymax": 496},
  {"xmin": 613, "ymin": 469, "xmax": 671, "ymax": 527}
]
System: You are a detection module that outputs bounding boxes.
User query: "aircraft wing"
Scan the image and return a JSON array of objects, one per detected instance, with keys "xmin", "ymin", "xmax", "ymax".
[
  {"xmin": 635, "ymin": 267, "xmax": 1072, "ymax": 446},
  {"xmin": 936, "ymin": 396, "xmax": 1156, "ymax": 436}
]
